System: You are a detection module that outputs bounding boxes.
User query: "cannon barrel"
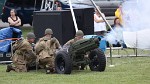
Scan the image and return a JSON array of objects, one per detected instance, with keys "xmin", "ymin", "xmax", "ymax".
[{"xmin": 68, "ymin": 38, "xmax": 100, "ymax": 55}]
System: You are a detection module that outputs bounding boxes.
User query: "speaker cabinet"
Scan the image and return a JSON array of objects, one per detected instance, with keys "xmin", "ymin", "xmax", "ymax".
[{"xmin": 33, "ymin": 8, "xmax": 94, "ymax": 45}]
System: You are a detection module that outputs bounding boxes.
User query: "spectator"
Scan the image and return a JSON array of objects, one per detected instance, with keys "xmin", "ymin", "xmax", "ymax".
[
  {"xmin": 54, "ymin": 0, "xmax": 62, "ymax": 10},
  {"xmin": 112, "ymin": 18, "xmax": 126, "ymax": 48},
  {"xmin": 114, "ymin": 18, "xmax": 123, "ymax": 42},
  {"xmin": 94, "ymin": 6, "xmax": 107, "ymax": 36},
  {"xmin": 8, "ymin": 9, "xmax": 21, "ymax": 29},
  {"xmin": 115, "ymin": 3, "xmax": 123, "ymax": 25},
  {"xmin": 56, "ymin": 4, "xmax": 62, "ymax": 10},
  {"xmin": 113, "ymin": 17, "xmax": 123, "ymax": 28}
]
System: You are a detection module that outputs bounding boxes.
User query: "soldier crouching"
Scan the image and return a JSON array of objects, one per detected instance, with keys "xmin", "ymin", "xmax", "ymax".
[
  {"xmin": 35, "ymin": 28, "xmax": 61, "ymax": 74},
  {"xmin": 6, "ymin": 32, "xmax": 37, "ymax": 72},
  {"xmin": 63, "ymin": 30, "xmax": 86, "ymax": 70}
]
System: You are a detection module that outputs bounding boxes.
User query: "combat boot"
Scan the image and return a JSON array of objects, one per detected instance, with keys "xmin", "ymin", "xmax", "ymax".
[
  {"xmin": 80, "ymin": 64, "xmax": 86, "ymax": 70},
  {"xmin": 46, "ymin": 67, "xmax": 55, "ymax": 74},
  {"xmin": 6, "ymin": 65, "xmax": 14, "ymax": 72},
  {"xmin": 50, "ymin": 68, "xmax": 55, "ymax": 73},
  {"xmin": 45, "ymin": 67, "xmax": 51, "ymax": 74}
]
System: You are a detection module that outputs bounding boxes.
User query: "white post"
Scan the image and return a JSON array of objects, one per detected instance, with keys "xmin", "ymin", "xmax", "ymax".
[
  {"xmin": 51, "ymin": 0, "xmax": 55, "ymax": 10},
  {"xmin": 45, "ymin": 0, "xmax": 48, "ymax": 10},
  {"xmin": 40, "ymin": 0, "xmax": 44, "ymax": 10},
  {"xmin": 68, "ymin": 0, "xmax": 78, "ymax": 32},
  {"xmin": 34, "ymin": 0, "xmax": 37, "ymax": 11},
  {"xmin": 90, "ymin": 0, "xmax": 115, "ymax": 67}
]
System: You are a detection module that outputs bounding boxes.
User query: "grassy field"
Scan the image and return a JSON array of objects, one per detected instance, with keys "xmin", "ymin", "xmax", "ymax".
[
  {"xmin": 20, "ymin": 26, "xmax": 33, "ymax": 38},
  {"xmin": 0, "ymin": 57, "xmax": 150, "ymax": 84},
  {"xmin": 0, "ymin": 27, "xmax": 150, "ymax": 84}
]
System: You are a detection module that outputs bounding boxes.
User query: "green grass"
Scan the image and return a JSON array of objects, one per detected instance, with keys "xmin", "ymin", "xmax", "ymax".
[
  {"xmin": 20, "ymin": 26, "xmax": 33, "ymax": 38},
  {"xmin": 0, "ymin": 57, "xmax": 150, "ymax": 84},
  {"xmin": 0, "ymin": 27, "xmax": 148, "ymax": 84}
]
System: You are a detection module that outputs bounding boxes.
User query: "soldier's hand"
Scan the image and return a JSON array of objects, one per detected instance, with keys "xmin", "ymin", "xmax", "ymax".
[{"xmin": 51, "ymin": 37, "xmax": 56, "ymax": 43}]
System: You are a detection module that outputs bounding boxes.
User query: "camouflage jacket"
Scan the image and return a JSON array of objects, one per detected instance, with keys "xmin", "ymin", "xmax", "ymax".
[
  {"xmin": 35, "ymin": 36, "xmax": 61, "ymax": 60},
  {"xmin": 64, "ymin": 38, "xmax": 77, "ymax": 46},
  {"xmin": 11, "ymin": 39, "xmax": 36, "ymax": 64}
]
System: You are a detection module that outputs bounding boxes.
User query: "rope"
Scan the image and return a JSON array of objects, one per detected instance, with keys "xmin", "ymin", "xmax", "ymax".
[
  {"xmin": 0, "ymin": 38, "xmax": 20, "ymax": 49},
  {"xmin": 0, "ymin": 38, "xmax": 20, "ymax": 42}
]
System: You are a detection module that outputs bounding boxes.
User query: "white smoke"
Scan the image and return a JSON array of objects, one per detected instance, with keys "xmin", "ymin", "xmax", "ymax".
[
  {"xmin": 123, "ymin": 0, "xmax": 150, "ymax": 31},
  {"xmin": 122, "ymin": 0, "xmax": 150, "ymax": 49},
  {"xmin": 106, "ymin": 28, "xmax": 124, "ymax": 45},
  {"xmin": 106, "ymin": 0, "xmax": 150, "ymax": 49}
]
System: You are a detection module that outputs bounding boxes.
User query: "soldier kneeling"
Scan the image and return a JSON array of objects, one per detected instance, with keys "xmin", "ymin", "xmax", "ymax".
[
  {"xmin": 6, "ymin": 32, "xmax": 37, "ymax": 72},
  {"xmin": 35, "ymin": 28, "xmax": 61, "ymax": 74},
  {"xmin": 63, "ymin": 30, "xmax": 86, "ymax": 70}
]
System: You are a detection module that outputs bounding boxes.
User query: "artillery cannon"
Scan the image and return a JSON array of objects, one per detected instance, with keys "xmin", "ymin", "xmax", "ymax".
[{"xmin": 55, "ymin": 38, "xmax": 106, "ymax": 74}]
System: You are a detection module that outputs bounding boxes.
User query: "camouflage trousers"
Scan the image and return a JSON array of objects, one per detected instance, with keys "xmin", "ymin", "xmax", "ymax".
[
  {"xmin": 11, "ymin": 57, "xmax": 36, "ymax": 72},
  {"xmin": 12, "ymin": 64, "xmax": 27, "ymax": 72},
  {"xmin": 39, "ymin": 57, "xmax": 55, "ymax": 72}
]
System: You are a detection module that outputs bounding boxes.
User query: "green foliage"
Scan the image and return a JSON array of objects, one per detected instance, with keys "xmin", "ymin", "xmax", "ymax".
[
  {"xmin": 20, "ymin": 26, "xmax": 33, "ymax": 38},
  {"xmin": 0, "ymin": 57, "xmax": 150, "ymax": 84}
]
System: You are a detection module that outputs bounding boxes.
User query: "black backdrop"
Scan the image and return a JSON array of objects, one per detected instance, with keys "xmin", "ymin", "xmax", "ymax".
[{"xmin": 33, "ymin": 8, "xmax": 94, "ymax": 45}]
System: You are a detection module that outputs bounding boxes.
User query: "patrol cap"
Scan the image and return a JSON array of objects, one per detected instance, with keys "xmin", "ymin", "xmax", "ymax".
[
  {"xmin": 27, "ymin": 32, "xmax": 36, "ymax": 39},
  {"xmin": 45, "ymin": 28, "xmax": 53, "ymax": 35},
  {"xmin": 75, "ymin": 30, "xmax": 84, "ymax": 36}
]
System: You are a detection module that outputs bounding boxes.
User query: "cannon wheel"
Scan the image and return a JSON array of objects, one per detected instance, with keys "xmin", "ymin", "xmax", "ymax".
[
  {"xmin": 89, "ymin": 48, "xmax": 106, "ymax": 72},
  {"xmin": 55, "ymin": 51, "xmax": 72, "ymax": 74}
]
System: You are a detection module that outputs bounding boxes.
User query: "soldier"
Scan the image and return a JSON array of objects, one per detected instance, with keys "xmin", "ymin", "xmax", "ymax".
[
  {"xmin": 35, "ymin": 28, "xmax": 61, "ymax": 74},
  {"xmin": 63, "ymin": 30, "xmax": 85, "ymax": 70},
  {"xmin": 6, "ymin": 32, "xmax": 37, "ymax": 72},
  {"xmin": 63, "ymin": 30, "xmax": 84, "ymax": 48}
]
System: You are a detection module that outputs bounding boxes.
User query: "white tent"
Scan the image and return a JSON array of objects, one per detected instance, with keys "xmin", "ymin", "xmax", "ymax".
[{"xmin": 123, "ymin": 29, "xmax": 150, "ymax": 50}]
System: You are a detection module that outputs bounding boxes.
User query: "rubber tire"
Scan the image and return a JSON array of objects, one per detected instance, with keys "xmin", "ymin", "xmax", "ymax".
[
  {"xmin": 55, "ymin": 51, "xmax": 72, "ymax": 74},
  {"xmin": 89, "ymin": 48, "xmax": 106, "ymax": 72}
]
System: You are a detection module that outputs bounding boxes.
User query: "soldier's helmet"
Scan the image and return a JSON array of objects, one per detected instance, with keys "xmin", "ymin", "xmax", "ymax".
[
  {"xmin": 27, "ymin": 32, "xmax": 36, "ymax": 39},
  {"xmin": 75, "ymin": 30, "xmax": 84, "ymax": 37},
  {"xmin": 45, "ymin": 28, "xmax": 53, "ymax": 35}
]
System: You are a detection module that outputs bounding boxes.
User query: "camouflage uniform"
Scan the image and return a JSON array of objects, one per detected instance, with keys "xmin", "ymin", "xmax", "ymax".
[
  {"xmin": 65, "ymin": 38, "xmax": 76, "ymax": 45},
  {"xmin": 35, "ymin": 28, "xmax": 61, "ymax": 73},
  {"xmin": 63, "ymin": 30, "xmax": 84, "ymax": 48},
  {"xmin": 10, "ymin": 39, "xmax": 36, "ymax": 72},
  {"xmin": 63, "ymin": 30, "xmax": 85, "ymax": 70}
]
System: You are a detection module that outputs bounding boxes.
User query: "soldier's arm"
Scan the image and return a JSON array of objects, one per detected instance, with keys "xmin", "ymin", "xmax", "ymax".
[
  {"xmin": 64, "ymin": 39, "xmax": 74, "ymax": 46},
  {"xmin": 12, "ymin": 39, "xmax": 24, "ymax": 51},
  {"xmin": 12, "ymin": 42, "xmax": 17, "ymax": 51},
  {"xmin": 19, "ymin": 42, "xmax": 32, "ymax": 52},
  {"xmin": 62, "ymin": 39, "xmax": 74, "ymax": 51},
  {"xmin": 35, "ymin": 42, "xmax": 44, "ymax": 55},
  {"xmin": 55, "ymin": 39, "xmax": 61, "ymax": 49},
  {"xmin": 21, "ymin": 42, "xmax": 37, "ymax": 59},
  {"xmin": 26, "ymin": 49, "xmax": 37, "ymax": 59}
]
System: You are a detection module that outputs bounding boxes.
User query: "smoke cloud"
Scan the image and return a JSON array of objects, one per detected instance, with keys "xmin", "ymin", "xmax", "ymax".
[
  {"xmin": 122, "ymin": 0, "xmax": 150, "ymax": 49},
  {"xmin": 106, "ymin": 0, "xmax": 150, "ymax": 49}
]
